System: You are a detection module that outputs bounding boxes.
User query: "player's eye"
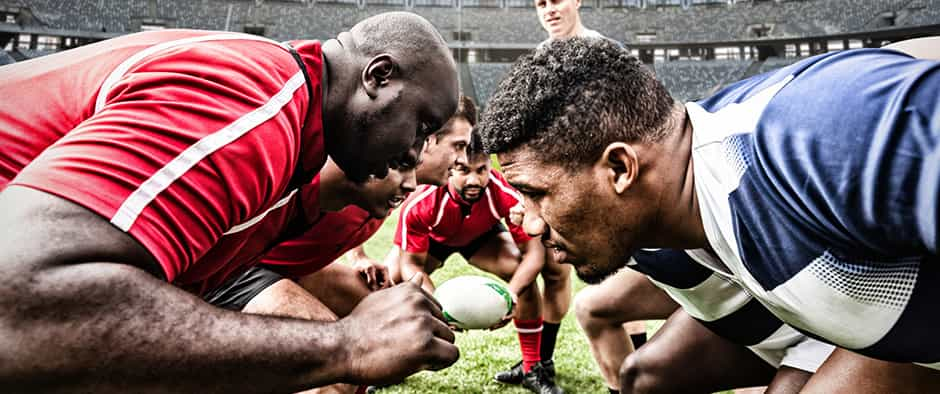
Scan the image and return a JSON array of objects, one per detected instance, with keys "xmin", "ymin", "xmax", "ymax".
[{"xmin": 520, "ymin": 188, "xmax": 545, "ymax": 200}]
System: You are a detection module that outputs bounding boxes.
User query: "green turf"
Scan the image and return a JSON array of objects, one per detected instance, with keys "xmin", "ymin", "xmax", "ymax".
[
  {"xmin": 356, "ymin": 213, "xmax": 619, "ymax": 393},
  {"xmin": 357, "ymin": 211, "xmax": 734, "ymax": 394}
]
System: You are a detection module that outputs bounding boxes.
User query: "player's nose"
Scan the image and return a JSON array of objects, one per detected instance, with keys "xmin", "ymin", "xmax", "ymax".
[
  {"xmin": 522, "ymin": 207, "xmax": 546, "ymax": 237},
  {"xmin": 401, "ymin": 169, "xmax": 417, "ymax": 193},
  {"xmin": 454, "ymin": 150, "xmax": 468, "ymax": 169}
]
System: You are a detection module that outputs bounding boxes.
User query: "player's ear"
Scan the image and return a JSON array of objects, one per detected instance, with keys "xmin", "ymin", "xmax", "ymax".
[
  {"xmin": 362, "ymin": 54, "xmax": 397, "ymax": 99},
  {"xmin": 598, "ymin": 142, "xmax": 638, "ymax": 195}
]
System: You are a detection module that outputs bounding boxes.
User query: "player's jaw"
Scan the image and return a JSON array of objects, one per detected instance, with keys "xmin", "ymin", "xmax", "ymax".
[{"xmin": 459, "ymin": 185, "xmax": 483, "ymax": 202}]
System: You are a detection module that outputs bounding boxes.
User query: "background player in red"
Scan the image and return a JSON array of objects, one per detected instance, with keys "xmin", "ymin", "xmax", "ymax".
[
  {"xmin": 0, "ymin": 12, "xmax": 461, "ymax": 392},
  {"xmin": 389, "ymin": 142, "xmax": 566, "ymax": 394},
  {"xmin": 343, "ymin": 94, "xmax": 477, "ymax": 284}
]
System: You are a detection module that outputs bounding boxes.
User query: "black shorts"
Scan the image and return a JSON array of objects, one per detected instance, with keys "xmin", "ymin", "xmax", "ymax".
[
  {"xmin": 427, "ymin": 222, "xmax": 507, "ymax": 263},
  {"xmin": 202, "ymin": 266, "xmax": 284, "ymax": 311}
]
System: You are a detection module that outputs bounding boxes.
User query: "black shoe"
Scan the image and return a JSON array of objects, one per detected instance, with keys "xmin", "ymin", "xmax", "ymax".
[
  {"xmin": 521, "ymin": 362, "xmax": 564, "ymax": 394},
  {"xmin": 494, "ymin": 360, "xmax": 525, "ymax": 384},
  {"xmin": 541, "ymin": 359, "xmax": 556, "ymax": 379},
  {"xmin": 495, "ymin": 360, "xmax": 557, "ymax": 384}
]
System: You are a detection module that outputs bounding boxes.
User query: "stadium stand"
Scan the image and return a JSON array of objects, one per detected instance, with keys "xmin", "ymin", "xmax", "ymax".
[
  {"xmin": 468, "ymin": 63, "xmax": 514, "ymax": 106},
  {"xmin": 0, "ymin": 48, "xmax": 12, "ymax": 64},
  {"xmin": 5, "ymin": 0, "xmax": 937, "ymax": 44},
  {"xmin": 654, "ymin": 59, "xmax": 752, "ymax": 102},
  {"xmin": 0, "ymin": 0, "xmax": 937, "ymax": 106}
]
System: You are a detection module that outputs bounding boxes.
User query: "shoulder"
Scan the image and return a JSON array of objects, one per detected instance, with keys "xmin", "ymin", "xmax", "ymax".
[
  {"xmin": 487, "ymin": 170, "xmax": 522, "ymax": 202},
  {"xmin": 401, "ymin": 185, "xmax": 442, "ymax": 220}
]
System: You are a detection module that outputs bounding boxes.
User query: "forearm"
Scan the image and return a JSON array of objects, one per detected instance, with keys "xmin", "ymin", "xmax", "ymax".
[
  {"xmin": 0, "ymin": 262, "xmax": 350, "ymax": 393},
  {"xmin": 400, "ymin": 254, "xmax": 434, "ymax": 293},
  {"xmin": 507, "ymin": 240, "xmax": 545, "ymax": 294}
]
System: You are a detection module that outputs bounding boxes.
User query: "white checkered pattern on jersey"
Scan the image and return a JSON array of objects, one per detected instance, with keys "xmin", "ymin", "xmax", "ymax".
[
  {"xmin": 721, "ymin": 134, "xmax": 752, "ymax": 178},
  {"xmin": 807, "ymin": 250, "xmax": 919, "ymax": 310}
]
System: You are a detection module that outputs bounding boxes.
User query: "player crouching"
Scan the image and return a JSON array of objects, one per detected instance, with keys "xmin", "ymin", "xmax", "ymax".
[{"xmin": 387, "ymin": 139, "xmax": 568, "ymax": 394}]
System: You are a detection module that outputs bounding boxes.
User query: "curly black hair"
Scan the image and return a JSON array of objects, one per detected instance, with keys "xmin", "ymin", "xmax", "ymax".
[{"xmin": 478, "ymin": 37, "xmax": 674, "ymax": 168}]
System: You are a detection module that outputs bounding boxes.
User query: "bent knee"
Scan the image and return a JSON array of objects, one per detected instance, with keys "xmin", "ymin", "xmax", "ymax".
[
  {"xmin": 620, "ymin": 348, "xmax": 670, "ymax": 394},
  {"xmin": 574, "ymin": 288, "xmax": 615, "ymax": 330}
]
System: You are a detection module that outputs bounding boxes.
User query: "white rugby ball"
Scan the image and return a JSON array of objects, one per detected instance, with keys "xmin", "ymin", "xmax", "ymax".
[{"xmin": 433, "ymin": 275, "xmax": 514, "ymax": 330}]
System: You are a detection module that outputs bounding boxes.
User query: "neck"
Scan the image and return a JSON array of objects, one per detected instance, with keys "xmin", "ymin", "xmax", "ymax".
[
  {"xmin": 573, "ymin": 23, "xmax": 586, "ymax": 37},
  {"xmin": 318, "ymin": 162, "xmax": 355, "ymax": 212},
  {"xmin": 320, "ymin": 35, "xmax": 353, "ymax": 137},
  {"xmin": 644, "ymin": 103, "xmax": 708, "ymax": 249}
]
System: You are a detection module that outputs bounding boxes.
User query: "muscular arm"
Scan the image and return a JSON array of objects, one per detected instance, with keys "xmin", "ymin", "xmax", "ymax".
[
  {"xmin": 506, "ymin": 238, "xmax": 545, "ymax": 296},
  {"xmin": 0, "ymin": 186, "xmax": 456, "ymax": 392},
  {"xmin": 399, "ymin": 250, "xmax": 435, "ymax": 293}
]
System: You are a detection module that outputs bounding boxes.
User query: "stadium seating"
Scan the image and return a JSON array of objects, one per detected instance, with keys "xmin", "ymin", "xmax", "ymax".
[
  {"xmin": 468, "ymin": 62, "xmax": 513, "ymax": 106},
  {"xmin": 5, "ymin": 0, "xmax": 938, "ymax": 44},
  {"xmin": 654, "ymin": 59, "xmax": 752, "ymax": 102},
  {"xmin": 1, "ymin": 0, "xmax": 935, "ymax": 105}
]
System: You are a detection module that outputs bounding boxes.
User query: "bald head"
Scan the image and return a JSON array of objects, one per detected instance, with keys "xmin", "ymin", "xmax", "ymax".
[
  {"xmin": 321, "ymin": 12, "xmax": 459, "ymax": 183},
  {"xmin": 351, "ymin": 12, "xmax": 454, "ymax": 75}
]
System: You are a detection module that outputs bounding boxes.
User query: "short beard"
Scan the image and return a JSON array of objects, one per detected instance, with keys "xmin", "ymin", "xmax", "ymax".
[
  {"xmin": 459, "ymin": 188, "xmax": 483, "ymax": 202},
  {"xmin": 573, "ymin": 247, "xmax": 631, "ymax": 285},
  {"xmin": 574, "ymin": 263, "xmax": 619, "ymax": 285}
]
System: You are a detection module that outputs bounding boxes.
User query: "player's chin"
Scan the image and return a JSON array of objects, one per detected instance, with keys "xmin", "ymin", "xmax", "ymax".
[
  {"xmin": 574, "ymin": 262, "xmax": 620, "ymax": 285},
  {"xmin": 369, "ymin": 204, "xmax": 392, "ymax": 219}
]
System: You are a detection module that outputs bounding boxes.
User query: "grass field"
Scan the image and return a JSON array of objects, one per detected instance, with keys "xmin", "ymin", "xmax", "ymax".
[{"xmin": 354, "ymin": 211, "xmax": 656, "ymax": 393}]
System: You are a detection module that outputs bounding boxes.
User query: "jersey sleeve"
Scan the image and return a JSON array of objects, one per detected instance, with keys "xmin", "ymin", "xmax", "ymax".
[
  {"xmin": 10, "ymin": 41, "xmax": 309, "ymax": 282},
  {"xmin": 488, "ymin": 170, "xmax": 532, "ymax": 244},
  {"xmin": 394, "ymin": 186, "xmax": 437, "ymax": 254}
]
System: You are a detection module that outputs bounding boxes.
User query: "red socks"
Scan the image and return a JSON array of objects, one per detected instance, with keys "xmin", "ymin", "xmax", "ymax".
[{"xmin": 514, "ymin": 317, "xmax": 543, "ymax": 373}]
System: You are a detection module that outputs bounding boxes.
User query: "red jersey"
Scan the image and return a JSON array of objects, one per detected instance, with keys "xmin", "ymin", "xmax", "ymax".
[
  {"xmin": 0, "ymin": 29, "xmax": 326, "ymax": 294},
  {"xmin": 260, "ymin": 180, "xmax": 385, "ymax": 278},
  {"xmin": 394, "ymin": 170, "xmax": 530, "ymax": 253}
]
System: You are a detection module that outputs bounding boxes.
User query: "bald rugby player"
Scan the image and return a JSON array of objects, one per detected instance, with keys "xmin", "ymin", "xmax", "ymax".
[{"xmin": 0, "ymin": 12, "xmax": 460, "ymax": 392}]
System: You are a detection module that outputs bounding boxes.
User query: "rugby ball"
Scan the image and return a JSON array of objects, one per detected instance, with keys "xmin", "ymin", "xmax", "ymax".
[{"xmin": 433, "ymin": 276, "xmax": 514, "ymax": 330}]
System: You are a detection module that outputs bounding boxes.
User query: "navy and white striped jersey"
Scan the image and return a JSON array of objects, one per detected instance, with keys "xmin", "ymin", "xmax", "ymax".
[
  {"xmin": 686, "ymin": 48, "xmax": 940, "ymax": 366},
  {"xmin": 630, "ymin": 249, "xmax": 833, "ymax": 372}
]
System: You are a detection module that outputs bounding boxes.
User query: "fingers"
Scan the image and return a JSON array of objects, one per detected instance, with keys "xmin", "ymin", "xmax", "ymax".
[
  {"xmin": 399, "ymin": 273, "xmax": 445, "ymax": 321},
  {"xmin": 429, "ymin": 316, "xmax": 456, "ymax": 343},
  {"xmin": 509, "ymin": 203, "xmax": 524, "ymax": 226},
  {"xmin": 375, "ymin": 265, "xmax": 391, "ymax": 289},
  {"xmin": 489, "ymin": 315, "xmax": 513, "ymax": 331},
  {"xmin": 358, "ymin": 266, "xmax": 376, "ymax": 290},
  {"xmin": 423, "ymin": 338, "xmax": 460, "ymax": 371}
]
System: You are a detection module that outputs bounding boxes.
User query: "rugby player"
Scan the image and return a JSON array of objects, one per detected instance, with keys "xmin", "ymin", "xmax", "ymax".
[
  {"xmin": 205, "ymin": 95, "xmax": 477, "ymax": 318},
  {"xmin": 203, "ymin": 97, "xmax": 475, "ymax": 394},
  {"xmin": 0, "ymin": 12, "xmax": 460, "ymax": 392},
  {"xmin": 389, "ymin": 141, "xmax": 567, "ymax": 394},
  {"xmin": 479, "ymin": 37, "xmax": 940, "ymax": 391}
]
